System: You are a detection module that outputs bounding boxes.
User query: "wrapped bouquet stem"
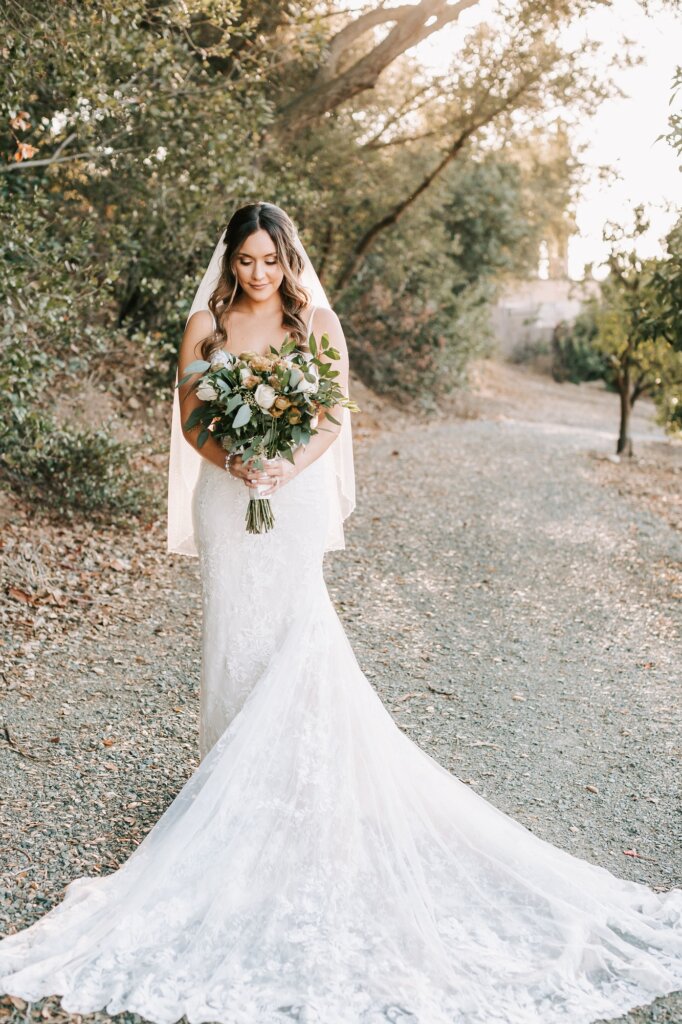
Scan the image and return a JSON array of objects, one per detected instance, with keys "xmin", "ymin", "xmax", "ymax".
[{"xmin": 244, "ymin": 455, "xmax": 281, "ymax": 534}]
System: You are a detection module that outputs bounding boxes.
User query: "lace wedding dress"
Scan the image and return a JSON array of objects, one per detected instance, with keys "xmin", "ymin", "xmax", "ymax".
[{"xmin": 1, "ymin": 326, "xmax": 682, "ymax": 1024}]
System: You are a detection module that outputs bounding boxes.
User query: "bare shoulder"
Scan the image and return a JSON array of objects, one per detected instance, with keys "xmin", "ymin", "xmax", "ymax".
[
  {"xmin": 185, "ymin": 310, "xmax": 214, "ymax": 345},
  {"xmin": 179, "ymin": 310, "xmax": 215, "ymax": 368},
  {"xmin": 310, "ymin": 305, "xmax": 344, "ymax": 342}
]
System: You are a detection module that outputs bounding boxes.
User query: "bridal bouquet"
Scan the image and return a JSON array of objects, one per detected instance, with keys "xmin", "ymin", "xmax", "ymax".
[{"xmin": 177, "ymin": 333, "xmax": 358, "ymax": 534}]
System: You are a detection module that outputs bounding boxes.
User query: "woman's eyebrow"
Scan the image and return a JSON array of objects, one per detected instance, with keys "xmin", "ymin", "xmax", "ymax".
[{"xmin": 237, "ymin": 250, "xmax": 277, "ymax": 257}]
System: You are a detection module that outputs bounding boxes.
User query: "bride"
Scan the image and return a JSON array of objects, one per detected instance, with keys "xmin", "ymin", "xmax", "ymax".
[{"xmin": 1, "ymin": 201, "xmax": 681, "ymax": 1024}]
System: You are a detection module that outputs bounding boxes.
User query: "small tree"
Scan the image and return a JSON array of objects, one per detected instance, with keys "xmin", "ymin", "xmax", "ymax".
[{"xmin": 593, "ymin": 209, "xmax": 682, "ymax": 456}]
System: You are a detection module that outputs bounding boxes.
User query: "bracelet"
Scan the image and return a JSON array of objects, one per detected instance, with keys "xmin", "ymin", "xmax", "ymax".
[{"xmin": 224, "ymin": 452, "xmax": 236, "ymax": 473}]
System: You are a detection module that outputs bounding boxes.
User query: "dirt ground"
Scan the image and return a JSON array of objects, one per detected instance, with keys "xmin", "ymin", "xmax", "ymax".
[{"xmin": 1, "ymin": 359, "xmax": 680, "ymax": 1024}]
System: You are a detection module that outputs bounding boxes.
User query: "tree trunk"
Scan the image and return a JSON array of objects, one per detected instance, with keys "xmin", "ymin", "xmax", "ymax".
[{"xmin": 616, "ymin": 363, "xmax": 633, "ymax": 457}]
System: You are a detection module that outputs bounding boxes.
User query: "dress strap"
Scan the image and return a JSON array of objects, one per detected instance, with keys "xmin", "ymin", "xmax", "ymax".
[{"xmin": 306, "ymin": 305, "xmax": 316, "ymax": 341}]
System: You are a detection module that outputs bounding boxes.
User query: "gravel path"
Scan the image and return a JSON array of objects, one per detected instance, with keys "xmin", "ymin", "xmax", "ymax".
[{"xmin": 1, "ymin": 365, "xmax": 681, "ymax": 1023}]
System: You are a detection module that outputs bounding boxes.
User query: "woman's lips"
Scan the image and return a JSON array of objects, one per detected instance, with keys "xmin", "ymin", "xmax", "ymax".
[{"xmin": 250, "ymin": 283, "xmax": 268, "ymax": 289}]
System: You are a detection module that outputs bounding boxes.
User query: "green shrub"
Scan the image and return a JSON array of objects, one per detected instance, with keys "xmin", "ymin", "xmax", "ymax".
[
  {"xmin": 551, "ymin": 306, "xmax": 609, "ymax": 383},
  {"xmin": 0, "ymin": 343, "xmax": 148, "ymax": 523},
  {"xmin": 0, "ymin": 415, "xmax": 148, "ymax": 524}
]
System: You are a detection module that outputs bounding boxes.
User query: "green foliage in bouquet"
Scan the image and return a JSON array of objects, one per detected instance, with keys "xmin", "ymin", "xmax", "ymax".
[
  {"xmin": 180, "ymin": 333, "xmax": 354, "ymax": 459},
  {"xmin": 177, "ymin": 331, "xmax": 358, "ymax": 533}
]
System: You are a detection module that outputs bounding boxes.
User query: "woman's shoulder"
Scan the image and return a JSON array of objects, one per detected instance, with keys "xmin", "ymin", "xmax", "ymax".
[
  {"xmin": 181, "ymin": 310, "xmax": 216, "ymax": 364},
  {"xmin": 307, "ymin": 304, "xmax": 341, "ymax": 332},
  {"xmin": 186, "ymin": 309, "xmax": 216, "ymax": 331}
]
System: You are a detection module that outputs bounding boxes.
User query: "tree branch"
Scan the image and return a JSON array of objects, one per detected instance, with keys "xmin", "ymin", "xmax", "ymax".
[
  {"xmin": 333, "ymin": 62, "xmax": 547, "ymax": 294},
  {"xmin": 319, "ymin": 3, "xmax": 418, "ymax": 83},
  {"xmin": 364, "ymin": 126, "xmax": 446, "ymax": 150},
  {"xmin": 361, "ymin": 80, "xmax": 444, "ymax": 148},
  {"xmin": 276, "ymin": 0, "xmax": 480, "ymax": 133},
  {"xmin": 333, "ymin": 126, "xmax": 475, "ymax": 294}
]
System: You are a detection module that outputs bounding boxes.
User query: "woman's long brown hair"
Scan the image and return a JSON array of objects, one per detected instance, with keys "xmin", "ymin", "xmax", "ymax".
[{"xmin": 198, "ymin": 202, "xmax": 312, "ymax": 362}]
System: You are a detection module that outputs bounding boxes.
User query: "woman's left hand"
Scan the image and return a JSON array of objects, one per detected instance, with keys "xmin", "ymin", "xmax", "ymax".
[{"xmin": 259, "ymin": 457, "xmax": 298, "ymax": 497}]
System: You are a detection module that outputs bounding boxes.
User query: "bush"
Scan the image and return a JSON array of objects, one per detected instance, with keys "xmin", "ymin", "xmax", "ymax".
[
  {"xmin": 551, "ymin": 305, "xmax": 609, "ymax": 383},
  {"xmin": 0, "ymin": 415, "xmax": 148, "ymax": 524},
  {"xmin": 0, "ymin": 342, "xmax": 149, "ymax": 523}
]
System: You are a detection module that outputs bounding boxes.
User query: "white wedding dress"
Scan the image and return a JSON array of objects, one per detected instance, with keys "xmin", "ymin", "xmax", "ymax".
[{"xmin": 1, "ymin": 326, "xmax": 682, "ymax": 1024}]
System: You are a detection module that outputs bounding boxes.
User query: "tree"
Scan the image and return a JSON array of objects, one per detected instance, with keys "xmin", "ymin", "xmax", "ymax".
[
  {"xmin": 0, "ymin": 0, "xmax": 630, "ymax": 517},
  {"xmin": 272, "ymin": 0, "xmax": 612, "ymax": 134},
  {"xmin": 593, "ymin": 210, "xmax": 682, "ymax": 456},
  {"xmin": 303, "ymin": 8, "xmax": 616, "ymax": 295}
]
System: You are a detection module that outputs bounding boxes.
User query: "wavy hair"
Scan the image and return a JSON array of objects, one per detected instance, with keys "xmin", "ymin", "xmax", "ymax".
[{"xmin": 199, "ymin": 202, "xmax": 311, "ymax": 362}]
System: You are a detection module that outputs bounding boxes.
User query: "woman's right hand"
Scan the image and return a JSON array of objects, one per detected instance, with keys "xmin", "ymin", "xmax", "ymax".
[{"xmin": 227, "ymin": 454, "xmax": 272, "ymax": 490}]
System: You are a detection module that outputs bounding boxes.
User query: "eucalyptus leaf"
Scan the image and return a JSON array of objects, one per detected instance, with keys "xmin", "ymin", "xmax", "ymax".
[
  {"xmin": 182, "ymin": 359, "xmax": 210, "ymax": 375},
  {"xmin": 183, "ymin": 407, "xmax": 207, "ymax": 430},
  {"xmin": 197, "ymin": 428, "xmax": 209, "ymax": 448},
  {"xmin": 232, "ymin": 403, "xmax": 252, "ymax": 429}
]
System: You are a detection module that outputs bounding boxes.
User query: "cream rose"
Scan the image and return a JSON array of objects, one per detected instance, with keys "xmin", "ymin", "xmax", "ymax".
[
  {"xmin": 254, "ymin": 383, "xmax": 277, "ymax": 410},
  {"xmin": 210, "ymin": 349, "xmax": 233, "ymax": 369},
  {"xmin": 196, "ymin": 379, "xmax": 218, "ymax": 402}
]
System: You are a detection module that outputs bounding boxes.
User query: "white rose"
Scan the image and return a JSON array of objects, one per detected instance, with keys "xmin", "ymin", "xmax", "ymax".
[
  {"xmin": 210, "ymin": 349, "xmax": 233, "ymax": 369},
  {"xmin": 295, "ymin": 367, "xmax": 319, "ymax": 394},
  {"xmin": 196, "ymin": 378, "xmax": 218, "ymax": 402},
  {"xmin": 254, "ymin": 383, "xmax": 277, "ymax": 410},
  {"xmin": 239, "ymin": 367, "xmax": 252, "ymax": 383}
]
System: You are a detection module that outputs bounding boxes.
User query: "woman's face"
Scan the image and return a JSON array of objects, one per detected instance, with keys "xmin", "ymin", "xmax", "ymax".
[{"xmin": 234, "ymin": 228, "xmax": 284, "ymax": 301}]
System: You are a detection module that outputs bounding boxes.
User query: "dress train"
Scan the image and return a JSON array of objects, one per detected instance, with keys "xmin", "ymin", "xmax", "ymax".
[{"xmin": 1, "ymin": 450, "xmax": 681, "ymax": 1024}]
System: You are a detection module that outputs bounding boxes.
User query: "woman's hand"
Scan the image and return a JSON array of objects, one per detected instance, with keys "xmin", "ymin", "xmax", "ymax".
[
  {"xmin": 258, "ymin": 457, "xmax": 298, "ymax": 497},
  {"xmin": 227, "ymin": 454, "xmax": 272, "ymax": 490}
]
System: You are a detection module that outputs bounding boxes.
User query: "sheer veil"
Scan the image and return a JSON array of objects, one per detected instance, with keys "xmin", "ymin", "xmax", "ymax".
[{"xmin": 166, "ymin": 226, "xmax": 356, "ymax": 556}]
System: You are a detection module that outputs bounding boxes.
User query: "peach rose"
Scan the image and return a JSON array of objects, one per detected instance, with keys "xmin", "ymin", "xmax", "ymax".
[{"xmin": 250, "ymin": 355, "xmax": 275, "ymax": 373}]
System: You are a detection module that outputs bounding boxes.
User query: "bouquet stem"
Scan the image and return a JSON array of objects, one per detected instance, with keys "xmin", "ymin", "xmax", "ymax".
[
  {"xmin": 245, "ymin": 495, "xmax": 275, "ymax": 534},
  {"xmin": 244, "ymin": 455, "xmax": 279, "ymax": 534}
]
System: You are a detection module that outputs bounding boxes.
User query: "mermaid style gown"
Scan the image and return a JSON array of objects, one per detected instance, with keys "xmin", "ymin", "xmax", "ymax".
[{"xmin": 1, "ymin": 333, "xmax": 682, "ymax": 1024}]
